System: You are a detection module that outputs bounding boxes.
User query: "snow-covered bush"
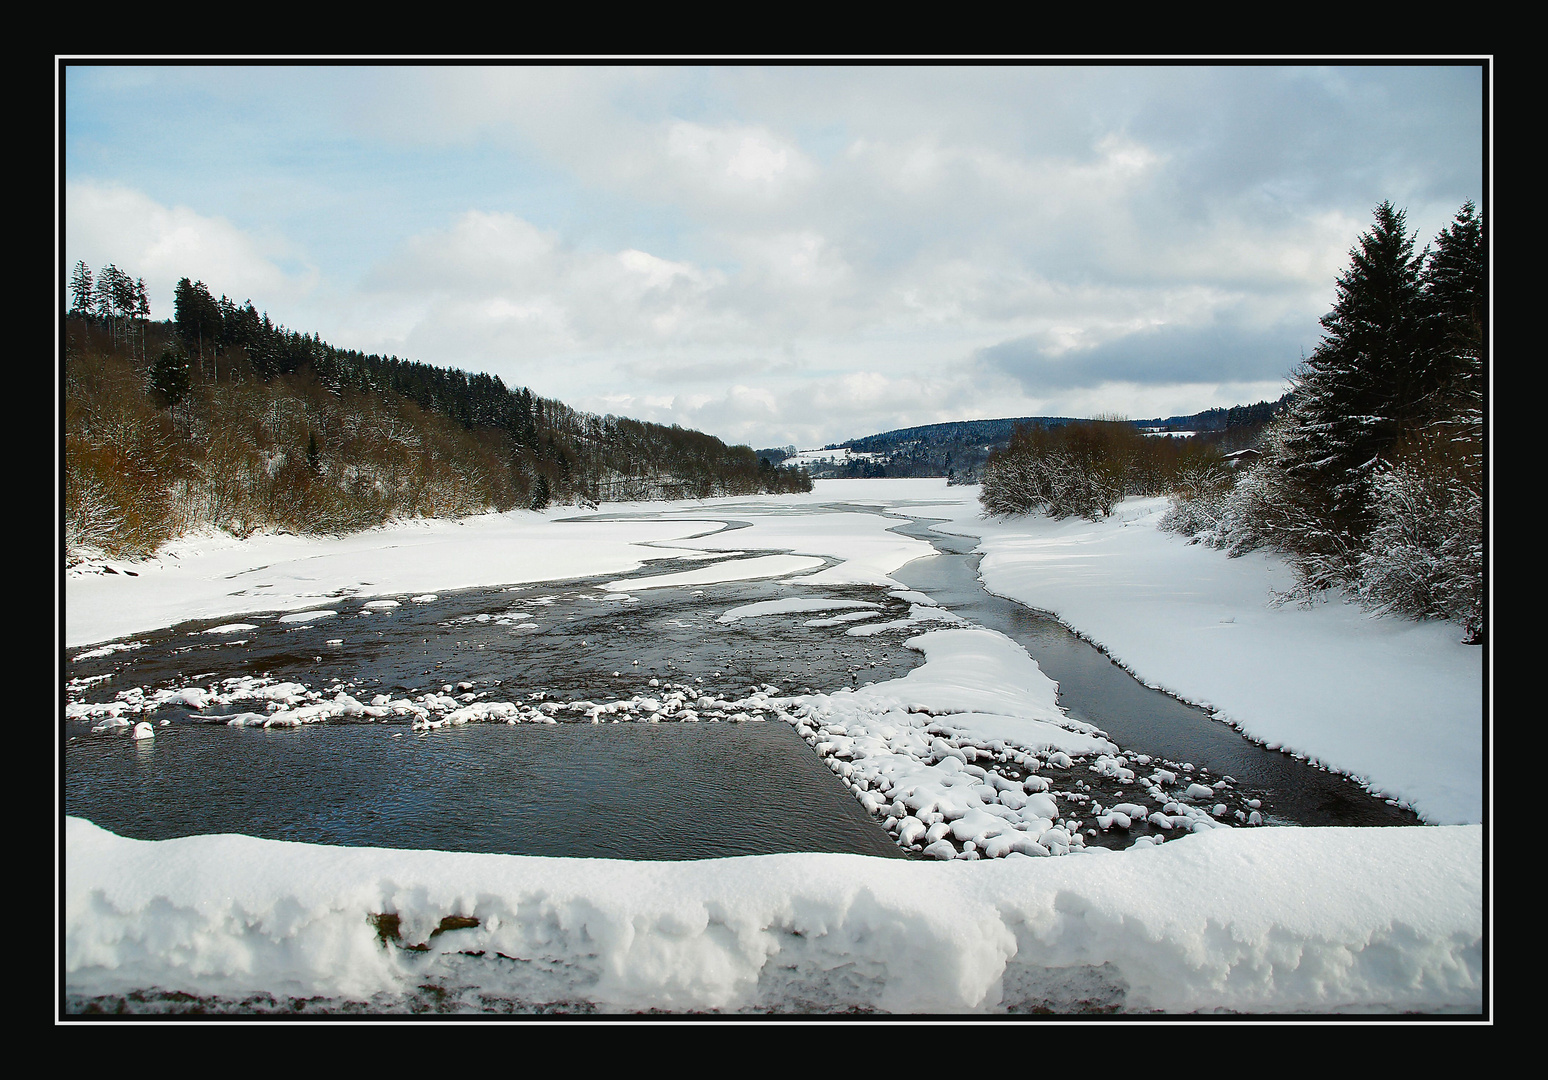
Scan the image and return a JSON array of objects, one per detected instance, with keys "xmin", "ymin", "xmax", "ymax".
[
  {"xmin": 980, "ymin": 421, "xmax": 1139, "ymax": 521},
  {"xmin": 1168, "ymin": 420, "xmax": 1483, "ymax": 639},
  {"xmin": 1157, "ymin": 460, "xmax": 1234, "ymax": 541},
  {"xmin": 1158, "ymin": 428, "xmax": 1296, "ymax": 563},
  {"xmin": 1356, "ymin": 440, "xmax": 1483, "ymax": 642},
  {"xmin": 1174, "ymin": 417, "xmax": 1364, "ymax": 608}
]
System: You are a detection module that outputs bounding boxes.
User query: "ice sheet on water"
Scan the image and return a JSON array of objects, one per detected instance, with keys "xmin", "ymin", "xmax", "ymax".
[
  {"xmin": 604, "ymin": 554, "xmax": 826, "ymax": 592},
  {"xmin": 72, "ymin": 641, "xmax": 146, "ymax": 662},
  {"xmin": 717, "ymin": 597, "xmax": 880, "ymax": 623},
  {"xmin": 278, "ymin": 610, "xmax": 336, "ymax": 624}
]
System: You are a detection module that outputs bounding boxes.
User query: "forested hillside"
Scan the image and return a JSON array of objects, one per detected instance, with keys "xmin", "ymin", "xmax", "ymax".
[
  {"xmin": 63, "ymin": 270, "xmax": 809, "ymax": 561},
  {"xmin": 830, "ymin": 417, "xmax": 1079, "ymax": 482}
]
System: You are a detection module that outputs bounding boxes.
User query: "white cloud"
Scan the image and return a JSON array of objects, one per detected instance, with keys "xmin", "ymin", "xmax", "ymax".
[
  {"xmin": 606, "ymin": 364, "xmax": 1043, "ymax": 451},
  {"xmin": 1093, "ymin": 133, "xmax": 1165, "ymax": 176},
  {"xmin": 664, "ymin": 120, "xmax": 815, "ymax": 198},
  {"xmin": 65, "ymin": 181, "xmax": 317, "ymax": 317},
  {"xmin": 365, "ymin": 210, "xmax": 740, "ymax": 359},
  {"xmin": 1044, "ymin": 380, "xmax": 1294, "ymax": 422},
  {"xmin": 64, "ymin": 67, "xmax": 1481, "ymax": 449}
]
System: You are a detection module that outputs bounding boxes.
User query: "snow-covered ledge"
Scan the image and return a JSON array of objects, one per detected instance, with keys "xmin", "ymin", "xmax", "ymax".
[{"xmin": 65, "ymin": 817, "xmax": 1482, "ymax": 1014}]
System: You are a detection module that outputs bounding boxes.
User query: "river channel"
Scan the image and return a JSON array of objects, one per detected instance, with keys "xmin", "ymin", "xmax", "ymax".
[
  {"xmin": 883, "ymin": 507, "xmax": 1418, "ymax": 828},
  {"xmin": 63, "ymin": 501, "xmax": 1417, "ymax": 862}
]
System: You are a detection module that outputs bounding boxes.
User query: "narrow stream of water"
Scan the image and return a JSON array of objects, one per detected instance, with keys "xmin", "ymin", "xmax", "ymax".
[{"xmin": 886, "ymin": 511, "xmax": 1419, "ymax": 827}]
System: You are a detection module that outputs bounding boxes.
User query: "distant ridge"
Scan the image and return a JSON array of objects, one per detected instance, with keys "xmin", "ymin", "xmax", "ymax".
[
  {"xmin": 760, "ymin": 395, "xmax": 1290, "ymax": 482},
  {"xmin": 839, "ymin": 417, "xmax": 1081, "ymax": 453}
]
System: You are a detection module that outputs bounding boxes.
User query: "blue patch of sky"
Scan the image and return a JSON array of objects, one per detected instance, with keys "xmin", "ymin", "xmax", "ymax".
[{"xmin": 66, "ymin": 64, "xmax": 712, "ymax": 288}]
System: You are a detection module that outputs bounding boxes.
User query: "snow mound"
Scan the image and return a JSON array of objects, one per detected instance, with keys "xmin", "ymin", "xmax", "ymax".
[{"xmin": 64, "ymin": 817, "xmax": 1483, "ymax": 1014}]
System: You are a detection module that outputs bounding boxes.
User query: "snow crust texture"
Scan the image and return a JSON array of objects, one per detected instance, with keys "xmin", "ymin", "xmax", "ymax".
[{"xmin": 65, "ymin": 817, "xmax": 1482, "ymax": 1014}]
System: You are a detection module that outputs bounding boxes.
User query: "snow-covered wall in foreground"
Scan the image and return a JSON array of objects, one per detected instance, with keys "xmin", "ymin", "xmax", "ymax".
[{"xmin": 65, "ymin": 817, "xmax": 1482, "ymax": 1014}]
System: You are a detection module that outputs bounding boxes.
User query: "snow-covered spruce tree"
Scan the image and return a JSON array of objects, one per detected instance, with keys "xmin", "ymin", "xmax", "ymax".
[
  {"xmin": 1354, "ymin": 202, "xmax": 1485, "ymax": 640},
  {"xmin": 1205, "ymin": 201, "xmax": 1485, "ymax": 633},
  {"xmin": 1418, "ymin": 201, "xmax": 1485, "ymax": 482},
  {"xmin": 1255, "ymin": 202, "xmax": 1429, "ymax": 594}
]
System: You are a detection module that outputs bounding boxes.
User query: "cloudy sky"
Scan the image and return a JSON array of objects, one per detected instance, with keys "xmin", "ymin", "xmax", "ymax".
[{"xmin": 62, "ymin": 63, "xmax": 1485, "ymax": 450}]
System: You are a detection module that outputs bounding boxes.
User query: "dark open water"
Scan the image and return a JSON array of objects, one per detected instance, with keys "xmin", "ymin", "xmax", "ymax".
[{"xmin": 64, "ymin": 555, "xmax": 923, "ymax": 860}]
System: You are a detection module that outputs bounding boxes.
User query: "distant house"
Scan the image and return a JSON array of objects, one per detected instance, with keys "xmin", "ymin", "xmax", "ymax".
[{"xmin": 1221, "ymin": 448, "xmax": 1261, "ymax": 468}]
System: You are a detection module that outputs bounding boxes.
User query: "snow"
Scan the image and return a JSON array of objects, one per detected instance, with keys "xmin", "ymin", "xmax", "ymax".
[
  {"xmin": 603, "ymin": 553, "xmax": 826, "ymax": 591},
  {"xmin": 804, "ymin": 610, "xmax": 885, "ymax": 627},
  {"xmin": 71, "ymin": 640, "xmax": 145, "ymax": 661},
  {"xmin": 60, "ymin": 479, "xmax": 1487, "ymax": 1014},
  {"xmin": 277, "ymin": 609, "xmax": 336, "ymax": 624},
  {"xmin": 64, "ymin": 816, "xmax": 1481, "ymax": 1013},
  {"xmin": 917, "ymin": 490, "xmax": 1485, "ymax": 826},
  {"xmin": 717, "ymin": 597, "xmax": 880, "ymax": 623},
  {"xmin": 65, "ymin": 515, "xmax": 726, "ymax": 648},
  {"xmin": 844, "ymin": 604, "xmax": 966, "ymax": 636}
]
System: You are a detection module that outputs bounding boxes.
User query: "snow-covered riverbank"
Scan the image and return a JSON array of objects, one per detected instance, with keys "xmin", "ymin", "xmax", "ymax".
[
  {"xmin": 60, "ymin": 479, "xmax": 1487, "ymax": 1014},
  {"xmin": 917, "ymin": 490, "xmax": 1486, "ymax": 827}
]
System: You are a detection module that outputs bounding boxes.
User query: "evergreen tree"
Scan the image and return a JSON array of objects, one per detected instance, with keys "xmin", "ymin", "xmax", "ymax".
[
  {"xmin": 70, "ymin": 261, "xmax": 94, "ymax": 317},
  {"xmin": 1273, "ymin": 201, "xmax": 1427, "ymax": 575},
  {"xmin": 1207, "ymin": 199, "xmax": 1486, "ymax": 635},
  {"xmin": 1422, "ymin": 201, "xmax": 1485, "ymax": 357},
  {"xmin": 94, "ymin": 264, "xmax": 122, "ymax": 343},
  {"xmin": 134, "ymin": 277, "xmax": 150, "ymax": 361},
  {"xmin": 1349, "ymin": 201, "xmax": 1487, "ymax": 640},
  {"xmin": 1419, "ymin": 201, "xmax": 1485, "ymax": 460},
  {"xmin": 149, "ymin": 346, "xmax": 191, "ymax": 416},
  {"xmin": 108, "ymin": 266, "xmax": 139, "ymax": 351},
  {"xmin": 175, "ymin": 278, "xmax": 224, "ymax": 360}
]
